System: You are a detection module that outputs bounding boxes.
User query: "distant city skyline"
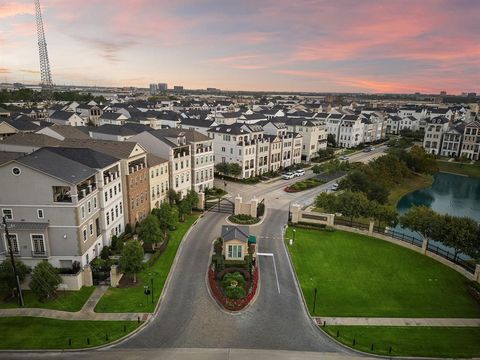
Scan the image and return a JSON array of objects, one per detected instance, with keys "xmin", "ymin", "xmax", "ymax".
[{"xmin": 0, "ymin": 0, "xmax": 479, "ymax": 94}]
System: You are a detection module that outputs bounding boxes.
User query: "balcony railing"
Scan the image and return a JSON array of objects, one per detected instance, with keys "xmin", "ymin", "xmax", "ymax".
[{"xmin": 32, "ymin": 250, "xmax": 48, "ymax": 258}]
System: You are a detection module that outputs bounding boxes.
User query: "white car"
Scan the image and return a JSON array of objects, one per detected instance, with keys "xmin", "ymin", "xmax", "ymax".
[
  {"xmin": 339, "ymin": 155, "xmax": 349, "ymax": 161},
  {"xmin": 294, "ymin": 169, "xmax": 305, "ymax": 176},
  {"xmin": 282, "ymin": 172, "xmax": 295, "ymax": 180},
  {"xmin": 331, "ymin": 183, "xmax": 339, "ymax": 191}
]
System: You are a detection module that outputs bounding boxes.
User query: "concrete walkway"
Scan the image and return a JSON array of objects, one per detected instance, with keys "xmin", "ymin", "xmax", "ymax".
[
  {"xmin": 0, "ymin": 285, "xmax": 151, "ymax": 322},
  {"xmin": 315, "ymin": 317, "xmax": 480, "ymax": 327}
]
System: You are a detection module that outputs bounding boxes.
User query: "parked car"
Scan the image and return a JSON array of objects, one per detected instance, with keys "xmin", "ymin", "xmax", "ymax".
[
  {"xmin": 363, "ymin": 147, "xmax": 372, "ymax": 152},
  {"xmin": 339, "ymin": 155, "xmax": 349, "ymax": 161},
  {"xmin": 282, "ymin": 172, "xmax": 295, "ymax": 180},
  {"xmin": 294, "ymin": 169, "xmax": 305, "ymax": 176},
  {"xmin": 331, "ymin": 183, "xmax": 339, "ymax": 191}
]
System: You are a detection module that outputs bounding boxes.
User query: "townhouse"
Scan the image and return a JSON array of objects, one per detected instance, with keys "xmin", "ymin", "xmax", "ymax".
[
  {"xmin": 460, "ymin": 121, "xmax": 480, "ymax": 160},
  {"xmin": 0, "ymin": 115, "xmax": 41, "ymax": 139},
  {"xmin": 147, "ymin": 154, "xmax": 170, "ymax": 209},
  {"xmin": 62, "ymin": 139, "xmax": 150, "ymax": 226},
  {"xmin": 423, "ymin": 116, "xmax": 450, "ymax": 155},
  {"xmin": 208, "ymin": 123, "xmax": 260, "ymax": 179},
  {"xmin": 45, "ymin": 147, "xmax": 125, "ymax": 246},
  {"xmin": 129, "ymin": 129, "xmax": 193, "ymax": 197},
  {"xmin": 337, "ymin": 115, "xmax": 364, "ymax": 148},
  {"xmin": 261, "ymin": 121, "xmax": 302, "ymax": 168},
  {"xmin": 283, "ymin": 117, "xmax": 327, "ymax": 161},
  {"xmin": 0, "ymin": 149, "xmax": 103, "ymax": 267},
  {"xmin": 440, "ymin": 124, "xmax": 464, "ymax": 158}
]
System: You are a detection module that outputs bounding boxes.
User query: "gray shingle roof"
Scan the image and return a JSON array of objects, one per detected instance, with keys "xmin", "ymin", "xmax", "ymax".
[
  {"xmin": 221, "ymin": 225, "xmax": 249, "ymax": 242},
  {"xmin": 0, "ymin": 133, "xmax": 62, "ymax": 147},
  {"xmin": 61, "ymin": 138, "xmax": 141, "ymax": 159},
  {"xmin": 17, "ymin": 148, "xmax": 97, "ymax": 183},
  {"xmin": 50, "ymin": 110, "xmax": 78, "ymax": 121},
  {"xmin": 44, "ymin": 147, "xmax": 120, "ymax": 169}
]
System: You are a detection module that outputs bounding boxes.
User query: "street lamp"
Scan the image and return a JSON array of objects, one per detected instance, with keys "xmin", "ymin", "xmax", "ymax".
[
  {"xmin": 143, "ymin": 285, "xmax": 151, "ymax": 305},
  {"xmin": 293, "ymin": 229, "xmax": 296, "ymax": 243},
  {"xmin": 149, "ymin": 273, "xmax": 154, "ymax": 304}
]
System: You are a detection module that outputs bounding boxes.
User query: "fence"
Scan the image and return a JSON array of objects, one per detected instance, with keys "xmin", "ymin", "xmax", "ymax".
[{"xmin": 334, "ymin": 218, "xmax": 476, "ymax": 275}]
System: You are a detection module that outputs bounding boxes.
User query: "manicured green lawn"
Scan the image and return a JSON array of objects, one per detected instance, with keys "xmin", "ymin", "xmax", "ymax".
[
  {"xmin": 0, "ymin": 286, "xmax": 95, "ymax": 312},
  {"xmin": 286, "ymin": 227, "xmax": 480, "ymax": 317},
  {"xmin": 437, "ymin": 160, "xmax": 480, "ymax": 177},
  {"xmin": 323, "ymin": 325, "xmax": 480, "ymax": 358},
  {"xmin": 286, "ymin": 178, "xmax": 324, "ymax": 192},
  {"xmin": 0, "ymin": 317, "xmax": 140, "ymax": 349},
  {"xmin": 94, "ymin": 213, "xmax": 199, "ymax": 313}
]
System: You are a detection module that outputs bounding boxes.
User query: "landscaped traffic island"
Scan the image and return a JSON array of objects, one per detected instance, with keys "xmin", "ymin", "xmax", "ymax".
[
  {"xmin": 208, "ymin": 225, "xmax": 258, "ymax": 311},
  {"xmin": 284, "ymin": 178, "xmax": 324, "ymax": 193}
]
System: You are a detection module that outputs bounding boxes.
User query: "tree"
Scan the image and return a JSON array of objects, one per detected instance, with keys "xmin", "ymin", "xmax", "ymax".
[
  {"xmin": 0, "ymin": 259, "xmax": 29, "ymax": 298},
  {"xmin": 316, "ymin": 148, "xmax": 335, "ymax": 160},
  {"xmin": 100, "ymin": 246, "xmax": 110, "ymax": 260},
  {"xmin": 327, "ymin": 133, "xmax": 337, "ymax": 147},
  {"xmin": 315, "ymin": 192, "xmax": 337, "ymax": 212},
  {"xmin": 168, "ymin": 189, "xmax": 181, "ymax": 205},
  {"xmin": 215, "ymin": 162, "xmax": 242, "ymax": 177},
  {"xmin": 185, "ymin": 190, "xmax": 199, "ymax": 213},
  {"xmin": 340, "ymin": 170, "xmax": 389, "ymax": 204},
  {"xmin": 138, "ymin": 214, "xmax": 163, "ymax": 249},
  {"xmin": 335, "ymin": 191, "xmax": 371, "ymax": 223},
  {"xmin": 313, "ymin": 159, "xmax": 350, "ymax": 175},
  {"xmin": 370, "ymin": 203, "xmax": 398, "ymax": 227},
  {"xmin": 229, "ymin": 163, "xmax": 242, "ymax": 177},
  {"xmin": 177, "ymin": 198, "xmax": 191, "ymax": 222},
  {"xmin": 29, "ymin": 261, "xmax": 62, "ymax": 301},
  {"xmin": 119, "ymin": 240, "xmax": 144, "ymax": 283},
  {"xmin": 153, "ymin": 202, "xmax": 178, "ymax": 237},
  {"xmin": 399, "ymin": 206, "xmax": 440, "ymax": 247},
  {"xmin": 437, "ymin": 215, "xmax": 479, "ymax": 260}
]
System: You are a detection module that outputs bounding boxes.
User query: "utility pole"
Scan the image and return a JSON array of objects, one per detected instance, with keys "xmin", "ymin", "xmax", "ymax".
[{"xmin": 2, "ymin": 216, "xmax": 24, "ymax": 307}]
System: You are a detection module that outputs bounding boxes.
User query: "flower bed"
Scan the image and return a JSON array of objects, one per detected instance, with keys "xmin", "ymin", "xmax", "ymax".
[
  {"xmin": 208, "ymin": 267, "xmax": 259, "ymax": 311},
  {"xmin": 228, "ymin": 214, "xmax": 260, "ymax": 224},
  {"xmin": 284, "ymin": 178, "xmax": 325, "ymax": 193}
]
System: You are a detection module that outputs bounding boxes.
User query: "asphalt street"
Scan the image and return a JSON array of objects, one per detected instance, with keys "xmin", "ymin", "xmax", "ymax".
[{"xmin": 0, "ymin": 147, "xmax": 386, "ymax": 358}]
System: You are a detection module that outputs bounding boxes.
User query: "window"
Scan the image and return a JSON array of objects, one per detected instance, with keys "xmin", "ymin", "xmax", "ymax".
[
  {"xmin": 81, "ymin": 206, "xmax": 85, "ymax": 219},
  {"xmin": 111, "ymin": 209, "xmax": 114, "ymax": 220},
  {"xmin": 89, "ymin": 223, "xmax": 93, "ymax": 236},
  {"xmin": 227, "ymin": 245, "xmax": 242, "ymax": 259},
  {"xmin": 12, "ymin": 167, "xmax": 21, "ymax": 176},
  {"xmin": 114, "ymin": 186, "xmax": 117, "ymax": 196},
  {"xmin": 4, "ymin": 234, "xmax": 19, "ymax": 254},
  {"xmin": 119, "ymin": 202, "xmax": 123, "ymax": 214},
  {"xmin": 2, "ymin": 209, "xmax": 12, "ymax": 220},
  {"xmin": 118, "ymin": 184, "xmax": 121, "ymax": 193},
  {"xmin": 82, "ymin": 228, "xmax": 87, "ymax": 242},
  {"xmin": 31, "ymin": 234, "xmax": 45, "ymax": 254},
  {"xmin": 109, "ymin": 188, "xmax": 113, "ymax": 199},
  {"xmin": 87, "ymin": 201, "xmax": 91, "ymax": 213},
  {"xmin": 93, "ymin": 197, "xmax": 97, "ymax": 209},
  {"xmin": 96, "ymin": 218, "xmax": 100, "ymax": 236},
  {"xmin": 106, "ymin": 212, "xmax": 110, "ymax": 225},
  {"xmin": 175, "ymin": 163, "xmax": 178, "ymax": 171},
  {"xmin": 37, "ymin": 209, "xmax": 44, "ymax": 219},
  {"xmin": 115, "ymin": 205, "xmax": 119, "ymax": 218},
  {"xmin": 105, "ymin": 192, "xmax": 108, "ymax": 202}
]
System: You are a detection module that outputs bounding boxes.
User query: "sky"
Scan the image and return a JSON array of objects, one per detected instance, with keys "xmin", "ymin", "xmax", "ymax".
[{"xmin": 0, "ymin": 0, "xmax": 479, "ymax": 94}]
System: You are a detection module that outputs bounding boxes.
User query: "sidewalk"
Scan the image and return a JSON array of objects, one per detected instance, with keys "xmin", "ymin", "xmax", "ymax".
[
  {"xmin": 0, "ymin": 285, "xmax": 151, "ymax": 322},
  {"xmin": 315, "ymin": 317, "xmax": 480, "ymax": 327}
]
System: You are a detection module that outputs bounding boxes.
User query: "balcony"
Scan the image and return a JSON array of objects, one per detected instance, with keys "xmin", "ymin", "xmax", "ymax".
[
  {"xmin": 77, "ymin": 177, "xmax": 97, "ymax": 201},
  {"xmin": 128, "ymin": 161, "xmax": 146, "ymax": 174},
  {"xmin": 53, "ymin": 186, "xmax": 72, "ymax": 203},
  {"xmin": 104, "ymin": 171, "xmax": 120, "ymax": 185}
]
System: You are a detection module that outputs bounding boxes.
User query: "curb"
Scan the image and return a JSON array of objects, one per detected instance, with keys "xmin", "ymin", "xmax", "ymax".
[
  {"xmin": 0, "ymin": 213, "xmax": 203, "ymax": 353},
  {"xmin": 224, "ymin": 206, "xmax": 268, "ymax": 227},
  {"xmin": 204, "ymin": 238, "xmax": 261, "ymax": 316}
]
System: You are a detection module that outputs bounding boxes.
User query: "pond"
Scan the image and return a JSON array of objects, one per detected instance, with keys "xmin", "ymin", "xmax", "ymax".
[{"xmin": 394, "ymin": 172, "xmax": 480, "ymax": 258}]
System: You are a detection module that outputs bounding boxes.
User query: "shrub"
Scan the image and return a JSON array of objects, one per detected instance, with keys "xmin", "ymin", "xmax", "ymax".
[
  {"xmin": 30, "ymin": 261, "xmax": 62, "ymax": 301},
  {"xmin": 214, "ymin": 238, "xmax": 223, "ymax": 255},
  {"xmin": 221, "ymin": 272, "xmax": 246, "ymax": 299},
  {"xmin": 229, "ymin": 214, "xmax": 260, "ymax": 224},
  {"xmin": 100, "ymin": 246, "xmax": 110, "ymax": 260},
  {"xmin": 257, "ymin": 203, "xmax": 265, "ymax": 217}
]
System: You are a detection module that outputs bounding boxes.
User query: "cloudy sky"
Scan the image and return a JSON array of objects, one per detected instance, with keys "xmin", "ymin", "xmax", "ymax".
[{"xmin": 0, "ymin": 0, "xmax": 479, "ymax": 93}]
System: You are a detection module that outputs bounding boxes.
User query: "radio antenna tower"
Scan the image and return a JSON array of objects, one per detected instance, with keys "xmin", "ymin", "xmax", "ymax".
[{"xmin": 34, "ymin": 0, "xmax": 53, "ymax": 87}]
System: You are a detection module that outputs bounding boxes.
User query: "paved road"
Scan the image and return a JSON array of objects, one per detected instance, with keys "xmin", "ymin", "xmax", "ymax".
[
  {"xmin": 116, "ymin": 207, "xmax": 349, "ymax": 352},
  {"xmin": 1, "ymin": 147, "xmax": 387, "ymax": 358}
]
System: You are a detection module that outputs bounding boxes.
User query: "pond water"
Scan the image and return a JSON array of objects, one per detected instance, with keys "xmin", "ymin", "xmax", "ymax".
[{"xmin": 394, "ymin": 172, "xmax": 480, "ymax": 258}]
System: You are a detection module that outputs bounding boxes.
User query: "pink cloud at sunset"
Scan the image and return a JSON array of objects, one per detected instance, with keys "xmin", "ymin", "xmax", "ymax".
[{"xmin": 0, "ymin": 0, "xmax": 478, "ymax": 93}]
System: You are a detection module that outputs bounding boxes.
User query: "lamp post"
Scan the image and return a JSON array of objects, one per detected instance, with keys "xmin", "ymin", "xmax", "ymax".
[
  {"xmin": 293, "ymin": 229, "xmax": 296, "ymax": 243},
  {"xmin": 143, "ymin": 286, "xmax": 150, "ymax": 305},
  {"xmin": 150, "ymin": 274, "xmax": 154, "ymax": 304},
  {"xmin": 313, "ymin": 287, "xmax": 318, "ymax": 314}
]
